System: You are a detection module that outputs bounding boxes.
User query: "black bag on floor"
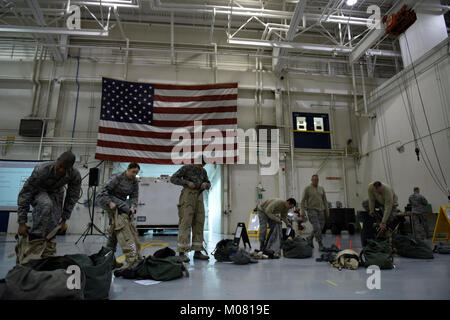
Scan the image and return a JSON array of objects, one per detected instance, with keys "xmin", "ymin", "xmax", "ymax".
[
  {"xmin": 392, "ymin": 234, "xmax": 434, "ymax": 259},
  {"xmin": 65, "ymin": 247, "xmax": 114, "ymax": 300},
  {"xmin": 230, "ymin": 249, "xmax": 258, "ymax": 265},
  {"xmin": 212, "ymin": 239, "xmax": 239, "ymax": 262},
  {"xmin": 433, "ymin": 242, "xmax": 450, "ymax": 254},
  {"xmin": 120, "ymin": 256, "xmax": 184, "ymax": 281},
  {"xmin": 1, "ymin": 256, "xmax": 86, "ymax": 300},
  {"xmin": 360, "ymin": 239, "xmax": 394, "ymax": 269},
  {"xmin": 154, "ymin": 247, "xmax": 176, "ymax": 259},
  {"xmin": 281, "ymin": 237, "xmax": 313, "ymax": 259}
]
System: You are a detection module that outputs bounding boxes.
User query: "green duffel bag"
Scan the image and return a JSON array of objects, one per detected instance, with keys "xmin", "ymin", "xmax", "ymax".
[
  {"xmin": 281, "ymin": 237, "xmax": 313, "ymax": 259},
  {"xmin": 1, "ymin": 256, "xmax": 86, "ymax": 300},
  {"xmin": 392, "ymin": 234, "xmax": 434, "ymax": 259},
  {"xmin": 65, "ymin": 247, "xmax": 114, "ymax": 300},
  {"xmin": 212, "ymin": 239, "xmax": 239, "ymax": 262},
  {"xmin": 121, "ymin": 255, "xmax": 184, "ymax": 281},
  {"xmin": 361, "ymin": 239, "xmax": 394, "ymax": 270}
]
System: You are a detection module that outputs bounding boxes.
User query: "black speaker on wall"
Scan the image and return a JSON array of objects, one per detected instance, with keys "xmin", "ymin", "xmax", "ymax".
[
  {"xmin": 19, "ymin": 119, "xmax": 44, "ymax": 137},
  {"xmin": 88, "ymin": 167, "xmax": 100, "ymax": 187}
]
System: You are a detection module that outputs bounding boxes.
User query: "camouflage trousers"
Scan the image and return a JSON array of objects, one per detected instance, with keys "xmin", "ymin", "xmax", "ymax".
[
  {"xmin": 177, "ymin": 188, "xmax": 205, "ymax": 253},
  {"xmin": 412, "ymin": 213, "xmax": 429, "ymax": 240},
  {"xmin": 257, "ymin": 208, "xmax": 277, "ymax": 249},
  {"xmin": 29, "ymin": 191, "xmax": 64, "ymax": 239},
  {"xmin": 107, "ymin": 208, "xmax": 142, "ymax": 267},
  {"xmin": 307, "ymin": 209, "xmax": 325, "ymax": 245}
]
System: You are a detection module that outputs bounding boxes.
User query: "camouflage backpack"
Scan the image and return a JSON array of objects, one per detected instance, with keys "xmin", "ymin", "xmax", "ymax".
[{"xmin": 212, "ymin": 239, "xmax": 239, "ymax": 262}]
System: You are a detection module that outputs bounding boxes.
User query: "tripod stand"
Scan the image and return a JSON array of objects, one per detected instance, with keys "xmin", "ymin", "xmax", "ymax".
[{"xmin": 75, "ymin": 185, "xmax": 108, "ymax": 245}]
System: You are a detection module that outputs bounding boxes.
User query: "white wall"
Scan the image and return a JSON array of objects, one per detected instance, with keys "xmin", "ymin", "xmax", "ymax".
[{"xmin": 358, "ymin": 39, "xmax": 450, "ymax": 212}]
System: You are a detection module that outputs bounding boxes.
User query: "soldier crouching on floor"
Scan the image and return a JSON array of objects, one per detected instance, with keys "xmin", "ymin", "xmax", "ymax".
[{"xmin": 16, "ymin": 151, "xmax": 81, "ymax": 264}]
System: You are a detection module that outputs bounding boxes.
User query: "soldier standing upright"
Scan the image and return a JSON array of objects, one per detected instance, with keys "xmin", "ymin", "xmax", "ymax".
[
  {"xmin": 170, "ymin": 158, "xmax": 210, "ymax": 262},
  {"xmin": 408, "ymin": 187, "xmax": 430, "ymax": 239},
  {"xmin": 300, "ymin": 174, "xmax": 329, "ymax": 251}
]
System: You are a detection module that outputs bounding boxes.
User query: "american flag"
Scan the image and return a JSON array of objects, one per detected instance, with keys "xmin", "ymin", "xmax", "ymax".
[{"xmin": 95, "ymin": 77, "xmax": 238, "ymax": 164}]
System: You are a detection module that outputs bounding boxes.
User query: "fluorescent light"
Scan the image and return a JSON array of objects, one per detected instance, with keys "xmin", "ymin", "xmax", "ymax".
[{"xmin": 346, "ymin": 0, "xmax": 357, "ymax": 6}]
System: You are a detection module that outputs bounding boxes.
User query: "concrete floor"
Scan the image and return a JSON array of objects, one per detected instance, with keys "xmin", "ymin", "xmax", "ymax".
[{"xmin": 0, "ymin": 231, "xmax": 449, "ymax": 300}]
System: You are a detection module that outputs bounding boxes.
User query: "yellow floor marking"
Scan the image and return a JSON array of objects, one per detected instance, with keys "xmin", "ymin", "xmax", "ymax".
[
  {"xmin": 116, "ymin": 242, "xmax": 169, "ymax": 263},
  {"xmin": 326, "ymin": 280, "xmax": 338, "ymax": 287}
]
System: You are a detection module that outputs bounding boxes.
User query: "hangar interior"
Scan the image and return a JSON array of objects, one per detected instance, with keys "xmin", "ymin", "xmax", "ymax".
[{"xmin": 0, "ymin": 0, "xmax": 449, "ymax": 300}]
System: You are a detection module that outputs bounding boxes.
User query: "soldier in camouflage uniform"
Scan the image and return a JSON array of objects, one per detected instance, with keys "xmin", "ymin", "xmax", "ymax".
[
  {"xmin": 368, "ymin": 181, "xmax": 399, "ymax": 241},
  {"xmin": 408, "ymin": 187, "xmax": 429, "ymax": 240},
  {"xmin": 16, "ymin": 151, "xmax": 81, "ymax": 263},
  {"xmin": 170, "ymin": 159, "xmax": 210, "ymax": 262},
  {"xmin": 97, "ymin": 162, "xmax": 141, "ymax": 270},
  {"xmin": 300, "ymin": 175, "xmax": 329, "ymax": 251},
  {"xmin": 257, "ymin": 198, "xmax": 296, "ymax": 251}
]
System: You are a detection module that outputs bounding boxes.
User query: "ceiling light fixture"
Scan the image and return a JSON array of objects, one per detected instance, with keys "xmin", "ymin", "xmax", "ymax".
[{"xmin": 346, "ymin": 0, "xmax": 357, "ymax": 6}]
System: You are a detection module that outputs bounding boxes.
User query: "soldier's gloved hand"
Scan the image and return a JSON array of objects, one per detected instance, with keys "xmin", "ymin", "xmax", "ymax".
[
  {"xmin": 18, "ymin": 223, "xmax": 30, "ymax": 236},
  {"xmin": 187, "ymin": 182, "xmax": 196, "ymax": 189},
  {"xmin": 380, "ymin": 223, "xmax": 387, "ymax": 231},
  {"xmin": 109, "ymin": 202, "xmax": 117, "ymax": 210},
  {"xmin": 200, "ymin": 183, "xmax": 208, "ymax": 190}
]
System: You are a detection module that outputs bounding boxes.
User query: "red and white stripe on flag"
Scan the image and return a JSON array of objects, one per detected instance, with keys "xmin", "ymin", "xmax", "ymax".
[{"xmin": 95, "ymin": 79, "xmax": 238, "ymax": 164}]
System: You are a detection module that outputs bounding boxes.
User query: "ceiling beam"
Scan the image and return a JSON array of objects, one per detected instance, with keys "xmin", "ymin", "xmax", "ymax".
[
  {"xmin": 25, "ymin": 0, "xmax": 64, "ymax": 61},
  {"xmin": 0, "ymin": 25, "xmax": 109, "ymax": 36},
  {"xmin": 273, "ymin": 0, "xmax": 307, "ymax": 73}
]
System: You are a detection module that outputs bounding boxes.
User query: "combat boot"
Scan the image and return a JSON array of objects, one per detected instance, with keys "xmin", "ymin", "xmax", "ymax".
[{"xmin": 193, "ymin": 251, "xmax": 210, "ymax": 260}]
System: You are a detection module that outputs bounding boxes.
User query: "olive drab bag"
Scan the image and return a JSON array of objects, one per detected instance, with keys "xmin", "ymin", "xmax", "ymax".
[
  {"xmin": 1, "ymin": 256, "xmax": 86, "ymax": 300},
  {"xmin": 119, "ymin": 255, "xmax": 184, "ymax": 281},
  {"xmin": 281, "ymin": 237, "xmax": 313, "ymax": 259},
  {"xmin": 230, "ymin": 248, "xmax": 258, "ymax": 265},
  {"xmin": 65, "ymin": 247, "xmax": 114, "ymax": 300},
  {"xmin": 212, "ymin": 239, "xmax": 239, "ymax": 262},
  {"xmin": 360, "ymin": 239, "xmax": 394, "ymax": 269},
  {"xmin": 391, "ymin": 234, "xmax": 434, "ymax": 259}
]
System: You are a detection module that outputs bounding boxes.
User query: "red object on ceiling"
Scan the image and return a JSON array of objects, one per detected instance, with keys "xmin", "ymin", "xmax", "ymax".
[{"xmin": 383, "ymin": 4, "xmax": 417, "ymax": 36}]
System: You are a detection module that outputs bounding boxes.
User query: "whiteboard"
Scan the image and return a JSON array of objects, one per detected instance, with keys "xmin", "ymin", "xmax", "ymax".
[{"xmin": 136, "ymin": 177, "xmax": 183, "ymax": 227}]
